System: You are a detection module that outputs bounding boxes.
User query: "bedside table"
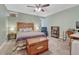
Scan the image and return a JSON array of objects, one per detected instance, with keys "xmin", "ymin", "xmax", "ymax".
[{"xmin": 8, "ymin": 33, "xmax": 16, "ymax": 40}]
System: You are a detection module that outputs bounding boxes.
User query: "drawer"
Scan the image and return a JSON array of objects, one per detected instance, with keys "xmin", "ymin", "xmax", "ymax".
[{"xmin": 27, "ymin": 40, "xmax": 48, "ymax": 55}]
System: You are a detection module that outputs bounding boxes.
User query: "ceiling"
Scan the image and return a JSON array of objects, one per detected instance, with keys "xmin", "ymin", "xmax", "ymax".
[{"xmin": 5, "ymin": 4, "xmax": 78, "ymax": 17}]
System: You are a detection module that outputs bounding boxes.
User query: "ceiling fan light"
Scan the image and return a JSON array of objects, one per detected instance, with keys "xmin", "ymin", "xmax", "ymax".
[
  {"xmin": 35, "ymin": 8, "xmax": 41, "ymax": 12},
  {"xmin": 35, "ymin": 8, "xmax": 38, "ymax": 11},
  {"xmin": 38, "ymin": 8, "xmax": 41, "ymax": 12}
]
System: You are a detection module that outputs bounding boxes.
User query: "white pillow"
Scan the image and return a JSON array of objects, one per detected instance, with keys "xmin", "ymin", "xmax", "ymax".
[{"xmin": 19, "ymin": 28, "xmax": 32, "ymax": 32}]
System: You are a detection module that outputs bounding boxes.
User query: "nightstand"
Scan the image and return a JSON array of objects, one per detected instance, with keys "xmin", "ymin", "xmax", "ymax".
[{"xmin": 8, "ymin": 32, "xmax": 16, "ymax": 40}]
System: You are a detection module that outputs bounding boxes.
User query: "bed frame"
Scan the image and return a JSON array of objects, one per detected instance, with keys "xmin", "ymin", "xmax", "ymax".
[{"xmin": 16, "ymin": 22, "xmax": 34, "ymax": 54}]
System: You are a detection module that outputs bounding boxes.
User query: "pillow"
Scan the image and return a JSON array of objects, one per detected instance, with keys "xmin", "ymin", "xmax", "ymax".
[{"xmin": 19, "ymin": 28, "xmax": 32, "ymax": 32}]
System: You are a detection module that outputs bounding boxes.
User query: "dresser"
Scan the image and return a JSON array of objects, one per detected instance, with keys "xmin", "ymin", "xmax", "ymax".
[{"xmin": 26, "ymin": 37, "xmax": 48, "ymax": 55}]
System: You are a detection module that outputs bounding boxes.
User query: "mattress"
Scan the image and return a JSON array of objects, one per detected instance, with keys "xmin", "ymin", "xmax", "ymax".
[{"xmin": 16, "ymin": 32, "xmax": 46, "ymax": 41}]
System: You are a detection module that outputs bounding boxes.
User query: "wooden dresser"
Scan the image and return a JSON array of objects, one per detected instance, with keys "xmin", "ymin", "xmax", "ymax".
[{"xmin": 26, "ymin": 37, "xmax": 48, "ymax": 55}]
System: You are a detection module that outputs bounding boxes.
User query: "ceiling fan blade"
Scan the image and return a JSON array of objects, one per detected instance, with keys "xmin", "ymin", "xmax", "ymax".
[
  {"xmin": 41, "ymin": 9, "xmax": 45, "ymax": 12},
  {"xmin": 42, "ymin": 4, "xmax": 50, "ymax": 7},
  {"xmin": 27, "ymin": 6, "xmax": 35, "ymax": 8}
]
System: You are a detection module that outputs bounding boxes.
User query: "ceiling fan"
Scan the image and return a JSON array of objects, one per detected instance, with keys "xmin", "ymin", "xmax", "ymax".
[{"xmin": 27, "ymin": 4, "xmax": 50, "ymax": 12}]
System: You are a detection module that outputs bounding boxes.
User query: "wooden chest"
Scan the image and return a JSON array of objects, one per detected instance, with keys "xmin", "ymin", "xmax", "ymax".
[{"xmin": 26, "ymin": 37, "xmax": 48, "ymax": 55}]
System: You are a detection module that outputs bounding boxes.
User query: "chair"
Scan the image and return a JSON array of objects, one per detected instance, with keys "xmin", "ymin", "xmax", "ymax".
[{"xmin": 41, "ymin": 27, "xmax": 48, "ymax": 36}]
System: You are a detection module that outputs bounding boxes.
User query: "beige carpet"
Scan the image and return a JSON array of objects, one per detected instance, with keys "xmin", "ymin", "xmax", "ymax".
[
  {"xmin": 0, "ymin": 39, "xmax": 16, "ymax": 55},
  {"xmin": 0, "ymin": 37, "xmax": 70, "ymax": 55}
]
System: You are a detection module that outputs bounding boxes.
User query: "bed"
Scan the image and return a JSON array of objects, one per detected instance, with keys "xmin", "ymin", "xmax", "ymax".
[{"xmin": 16, "ymin": 22, "xmax": 48, "ymax": 55}]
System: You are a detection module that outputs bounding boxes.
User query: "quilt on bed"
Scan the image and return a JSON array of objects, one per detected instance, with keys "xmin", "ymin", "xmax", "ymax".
[{"xmin": 16, "ymin": 32, "xmax": 46, "ymax": 41}]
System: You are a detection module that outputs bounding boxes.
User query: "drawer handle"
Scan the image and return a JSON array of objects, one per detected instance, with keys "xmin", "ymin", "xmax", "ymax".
[{"xmin": 37, "ymin": 46, "xmax": 43, "ymax": 50}]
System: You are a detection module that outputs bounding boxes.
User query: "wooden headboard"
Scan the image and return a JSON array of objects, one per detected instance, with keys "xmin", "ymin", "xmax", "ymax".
[{"xmin": 17, "ymin": 22, "xmax": 34, "ymax": 31}]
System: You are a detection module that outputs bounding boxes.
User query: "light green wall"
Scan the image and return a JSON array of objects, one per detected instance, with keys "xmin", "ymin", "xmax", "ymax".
[
  {"xmin": 0, "ymin": 5, "xmax": 8, "ymax": 45},
  {"xmin": 46, "ymin": 5, "xmax": 79, "ymax": 38},
  {"xmin": 8, "ymin": 11, "xmax": 41, "ymax": 32}
]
